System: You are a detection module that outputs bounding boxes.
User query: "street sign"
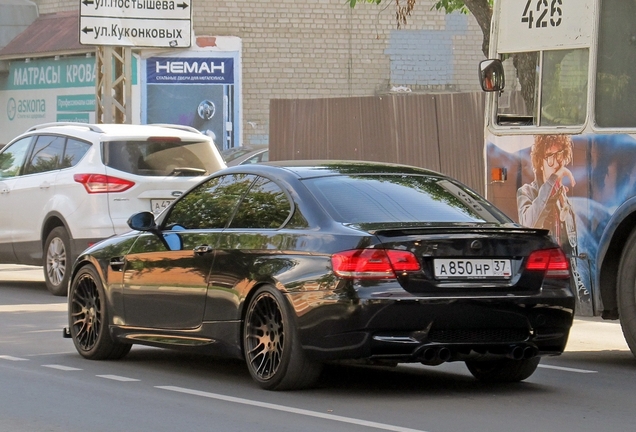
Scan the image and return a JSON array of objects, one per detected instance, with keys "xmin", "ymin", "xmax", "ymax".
[{"xmin": 79, "ymin": 0, "xmax": 192, "ymax": 48}]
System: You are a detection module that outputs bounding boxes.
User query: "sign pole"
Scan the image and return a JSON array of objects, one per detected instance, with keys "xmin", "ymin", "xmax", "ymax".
[{"xmin": 95, "ymin": 46, "xmax": 132, "ymax": 124}]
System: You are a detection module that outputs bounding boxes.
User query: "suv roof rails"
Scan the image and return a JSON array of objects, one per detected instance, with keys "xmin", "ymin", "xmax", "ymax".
[
  {"xmin": 149, "ymin": 124, "xmax": 204, "ymax": 135},
  {"xmin": 27, "ymin": 122, "xmax": 105, "ymax": 134}
]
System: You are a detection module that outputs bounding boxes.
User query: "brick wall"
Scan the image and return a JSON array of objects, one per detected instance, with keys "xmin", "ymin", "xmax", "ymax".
[{"xmin": 33, "ymin": 0, "xmax": 485, "ymax": 146}]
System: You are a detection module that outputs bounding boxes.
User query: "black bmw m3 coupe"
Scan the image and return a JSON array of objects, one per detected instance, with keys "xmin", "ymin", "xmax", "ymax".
[{"xmin": 65, "ymin": 161, "xmax": 575, "ymax": 390}]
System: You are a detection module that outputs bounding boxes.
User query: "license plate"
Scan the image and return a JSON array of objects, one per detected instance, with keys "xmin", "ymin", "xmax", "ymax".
[
  {"xmin": 434, "ymin": 258, "xmax": 511, "ymax": 279},
  {"xmin": 150, "ymin": 199, "xmax": 173, "ymax": 215}
]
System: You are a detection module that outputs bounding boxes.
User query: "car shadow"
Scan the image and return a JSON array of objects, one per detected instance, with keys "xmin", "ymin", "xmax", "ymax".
[{"xmin": 117, "ymin": 347, "xmax": 550, "ymax": 396}]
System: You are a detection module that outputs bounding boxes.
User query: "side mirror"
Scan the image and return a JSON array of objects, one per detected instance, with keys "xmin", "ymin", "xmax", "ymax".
[
  {"xmin": 479, "ymin": 59, "xmax": 505, "ymax": 92},
  {"xmin": 127, "ymin": 211, "xmax": 157, "ymax": 231}
]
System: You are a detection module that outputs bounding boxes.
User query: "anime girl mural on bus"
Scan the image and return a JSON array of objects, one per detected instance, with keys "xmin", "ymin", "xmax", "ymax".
[{"xmin": 517, "ymin": 134, "xmax": 591, "ymax": 314}]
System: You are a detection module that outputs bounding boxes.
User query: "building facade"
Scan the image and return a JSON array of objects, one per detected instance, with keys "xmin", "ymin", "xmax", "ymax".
[{"xmin": 3, "ymin": 0, "xmax": 484, "ymax": 146}]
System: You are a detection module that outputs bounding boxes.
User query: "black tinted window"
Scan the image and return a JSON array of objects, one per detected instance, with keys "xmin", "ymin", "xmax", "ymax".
[
  {"xmin": 103, "ymin": 139, "xmax": 221, "ymax": 177},
  {"xmin": 24, "ymin": 135, "xmax": 66, "ymax": 175},
  {"xmin": 62, "ymin": 138, "xmax": 91, "ymax": 168},
  {"xmin": 230, "ymin": 177, "xmax": 291, "ymax": 229},
  {"xmin": 165, "ymin": 174, "xmax": 256, "ymax": 229},
  {"xmin": 303, "ymin": 174, "xmax": 508, "ymax": 224}
]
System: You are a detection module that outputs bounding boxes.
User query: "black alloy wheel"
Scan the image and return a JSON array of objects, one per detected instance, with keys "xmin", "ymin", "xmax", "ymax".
[
  {"xmin": 69, "ymin": 265, "xmax": 131, "ymax": 360},
  {"xmin": 243, "ymin": 285, "xmax": 322, "ymax": 390}
]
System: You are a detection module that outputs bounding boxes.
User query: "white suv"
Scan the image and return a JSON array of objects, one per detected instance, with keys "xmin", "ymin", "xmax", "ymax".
[{"xmin": 0, "ymin": 122, "xmax": 226, "ymax": 295}]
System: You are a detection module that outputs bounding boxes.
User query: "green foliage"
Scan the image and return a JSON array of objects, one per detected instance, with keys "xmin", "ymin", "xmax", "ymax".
[{"xmin": 431, "ymin": 0, "xmax": 470, "ymax": 14}]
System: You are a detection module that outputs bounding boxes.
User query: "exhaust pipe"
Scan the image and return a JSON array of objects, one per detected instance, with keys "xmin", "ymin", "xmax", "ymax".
[
  {"xmin": 438, "ymin": 347, "xmax": 451, "ymax": 362},
  {"xmin": 523, "ymin": 346, "xmax": 538, "ymax": 359},
  {"xmin": 507, "ymin": 345, "xmax": 525, "ymax": 360},
  {"xmin": 506, "ymin": 345, "xmax": 538, "ymax": 360},
  {"xmin": 420, "ymin": 346, "xmax": 451, "ymax": 365}
]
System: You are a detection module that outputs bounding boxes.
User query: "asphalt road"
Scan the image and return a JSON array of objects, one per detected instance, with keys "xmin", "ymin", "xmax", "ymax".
[{"xmin": 1, "ymin": 264, "xmax": 634, "ymax": 432}]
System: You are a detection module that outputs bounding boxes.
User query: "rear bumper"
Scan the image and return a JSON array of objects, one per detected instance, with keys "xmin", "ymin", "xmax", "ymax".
[{"xmin": 290, "ymin": 289, "xmax": 575, "ymax": 363}]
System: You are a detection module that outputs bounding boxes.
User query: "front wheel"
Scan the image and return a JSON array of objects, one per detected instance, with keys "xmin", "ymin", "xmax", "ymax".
[
  {"xmin": 465, "ymin": 357, "xmax": 540, "ymax": 383},
  {"xmin": 69, "ymin": 265, "xmax": 131, "ymax": 360},
  {"xmin": 43, "ymin": 227, "xmax": 71, "ymax": 296},
  {"xmin": 243, "ymin": 285, "xmax": 322, "ymax": 390},
  {"xmin": 617, "ymin": 229, "xmax": 636, "ymax": 356}
]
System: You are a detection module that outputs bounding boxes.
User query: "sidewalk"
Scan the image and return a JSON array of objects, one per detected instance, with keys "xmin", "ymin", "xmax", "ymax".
[{"xmin": 0, "ymin": 264, "xmax": 44, "ymax": 282}]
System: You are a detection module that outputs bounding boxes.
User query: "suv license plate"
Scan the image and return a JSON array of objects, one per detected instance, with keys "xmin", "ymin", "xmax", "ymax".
[
  {"xmin": 434, "ymin": 259, "xmax": 511, "ymax": 279},
  {"xmin": 150, "ymin": 199, "xmax": 173, "ymax": 215}
]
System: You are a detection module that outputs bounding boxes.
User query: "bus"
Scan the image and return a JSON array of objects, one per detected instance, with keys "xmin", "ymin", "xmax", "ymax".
[{"xmin": 478, "ymin": 0, "xmax": 636, "ymax": 357}]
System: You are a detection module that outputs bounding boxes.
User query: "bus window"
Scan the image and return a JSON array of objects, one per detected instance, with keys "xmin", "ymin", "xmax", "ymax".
[
  {"xmin": 496, "ymin": 52, "xmax": 538, "ymax": 126},
  {"xmin": 495, "ymin": 49, "xmax": 588, "ymax": 127},
  {"xmin": 595, "ymin": 0, "xmax": 636, "ymax": 128},
  {"xmin": 541, "ymin": 49, "xmax": 588, "ymax": 126}
]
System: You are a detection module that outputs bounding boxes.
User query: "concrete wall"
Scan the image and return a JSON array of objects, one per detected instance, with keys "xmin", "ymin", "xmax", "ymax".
[{"xmin": 31, "ymin": 0, "xmax": 485, "ymax": 146}]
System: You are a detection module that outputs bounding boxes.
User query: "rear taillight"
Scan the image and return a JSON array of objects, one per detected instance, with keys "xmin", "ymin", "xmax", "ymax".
[
  {"xmin": 526, "ymin": 248, "xmax": 570, "ymax": 279},
  {"xmin": 74, "ymin": 174, "xmax": 135, "ymax": 193},
  {"xmin": 331, "ymin": 249, "xmax": 421, "ymax": 279}
]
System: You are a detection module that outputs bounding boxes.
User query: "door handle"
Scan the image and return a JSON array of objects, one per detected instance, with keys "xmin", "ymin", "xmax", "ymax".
[
  {"xmin": 193, "ymin": 245, "xmax": 213, "ymax": 255},
  {"xmin": 39, "ymin": 182, "xmax": 51, "ymax": 189}
]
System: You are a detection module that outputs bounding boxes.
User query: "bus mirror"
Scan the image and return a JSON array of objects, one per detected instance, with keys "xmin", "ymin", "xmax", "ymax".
[{"xmin": 479, "ymin": 59, "xmax": 505, "ymax": 92}]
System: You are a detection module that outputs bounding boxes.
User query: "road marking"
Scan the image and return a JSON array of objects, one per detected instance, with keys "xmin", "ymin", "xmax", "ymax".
[
  {"xmin": 0, "ymin": 355, "xmax": 28, "ymax": 361},
  {"xmin": 97, "ymin": 375, "xmax": 140, "ymax": 382},
  {"xmin": 42, "ymin": 364, "xmax": 82, "ymax": 371},
  {"xmin": 26, "ymin": 329, "xmax": 64, "ymax": 333},
  {"xmin": 0, "ymin": 304, "xmax": 66, "ymax": 312},
  {"xmin": 157, "ymin": 386, "xmax": 429, "ymax": 432},
  {"xmin": 539, "ymin": 364, "xmax": 597, "ymax": 373}
]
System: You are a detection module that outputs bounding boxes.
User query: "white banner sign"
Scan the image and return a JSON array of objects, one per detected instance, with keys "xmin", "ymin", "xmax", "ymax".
[{"xmin": 497, "ymin": 0, "xmax": 595, "ymax": 53}]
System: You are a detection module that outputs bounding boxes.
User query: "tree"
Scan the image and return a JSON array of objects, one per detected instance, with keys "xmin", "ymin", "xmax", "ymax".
[
  {"xmin": 348, "ymin": 0, "xmax": 493, "ymax": 56},
  {"xmin": 349, "ymin": 0, "xmax": 536, "ymax": 113}
]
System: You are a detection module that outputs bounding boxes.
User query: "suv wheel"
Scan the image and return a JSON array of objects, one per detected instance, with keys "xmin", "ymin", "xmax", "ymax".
[{"xmin": 44, "ymin": 227, "xmax": 72, "ymax": 296}]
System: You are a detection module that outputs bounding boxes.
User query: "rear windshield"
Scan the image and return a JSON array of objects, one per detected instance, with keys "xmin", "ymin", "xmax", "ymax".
[
  {"xmin": 103, "ymin": 139, "xmax": 223, "ymax": 177},
  {"xmin": 303, "ymin": 174, "xmax": 510, "ymax": 224}
]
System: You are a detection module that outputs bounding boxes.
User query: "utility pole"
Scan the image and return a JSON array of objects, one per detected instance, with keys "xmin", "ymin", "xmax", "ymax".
[{"xmin": 95, "ymin": 46, "xmax": 132, "ymax": 124}]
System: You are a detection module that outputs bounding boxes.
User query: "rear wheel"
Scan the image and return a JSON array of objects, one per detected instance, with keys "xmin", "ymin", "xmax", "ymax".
[
  {"xmin": 69, "ymin": 265, "xmax": 131, "ymax": 360},
  {"xmin": 617, "ymin": 229, "xmax": 636, "ymax": 356},
  {"xmin": 465, "ymin": 357, "xmax": 540, "ymax": 383},
  {"xmin": 243, "ymin": 285, "xmax": 322, "ymax": 390},
  {"xmin": 44, "ymin": 227, "xmax": 71, "ymax": 296}
]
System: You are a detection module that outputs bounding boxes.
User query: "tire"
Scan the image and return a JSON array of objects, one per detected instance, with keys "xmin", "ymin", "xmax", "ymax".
[
  {"xmin": 243, "ymin": 285, "xmax": 322, "ymax": 390},
  {"xmin": 617, "ymin": 229, "xmax": 636, "ymax": 356},
  {"xmin": 465, "ymin": 357, "xmax": 540, "ymax": 383},
  {"xmin": 43, "ymin": 227, "xmax": 72, "ymax": 296},
  {"xmin": 68, "ymin": 265, "xmax": 131, "ymax": 360}
]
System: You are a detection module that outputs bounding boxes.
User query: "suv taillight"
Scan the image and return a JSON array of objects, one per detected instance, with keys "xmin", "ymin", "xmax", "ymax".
[
  {"xmin": 525, "ymin": 248, "xmax": 570, "ymax": 279},
  {"xmin": 331, "ymin": 249, "xmax": 421, "ymax": 279},
  {"xmin": 74, "ymin": 174, "xmax": 135, "ymax": 193}
]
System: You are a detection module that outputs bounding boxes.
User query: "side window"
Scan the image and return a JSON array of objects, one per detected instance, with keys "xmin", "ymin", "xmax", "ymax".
[
  {"xmin": 495, "ymin": 49, "xmax": 588, "ymax": 127},
  {"xmin": 24, "ymin": 135, "xmax": 66, "ymax": 175},
  {"xmin": 540, "ymin": 49, "xmax": 588, "ymax": 126},
  {"xmin": 596, "ymin": 0, "xmax": 636, "ymax": 127},
  {"xmin": 0, "ymin": 137, "xmax": 32, "ymax": 179},
  {"xmin": 230, "ymin": 177, "xmax": 291, "ymax": 229},
  {"xmin": 496, "ymin": 52, "xmax": 539, "ymax": 125},
  {"xmin": 62, "ymin": 138, "xmax": 91, "ymax": 168},
  {"xmin": 164, "ymin": 173, "xmax": 257, "ymax": 229}
]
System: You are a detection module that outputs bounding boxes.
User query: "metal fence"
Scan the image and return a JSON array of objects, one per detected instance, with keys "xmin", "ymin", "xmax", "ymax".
[{"xmin": 270, "ymin": 92, "xmax": 487, "ymax": 195}]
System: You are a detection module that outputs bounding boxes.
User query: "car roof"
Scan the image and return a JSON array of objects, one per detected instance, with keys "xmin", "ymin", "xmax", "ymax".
[
  {"xmin": 221, "ymin": 159, "xmax": 443, "ymax": 179},
  {"xmin": 20, "ymin": 122, "xmax": 211, "ymax": 142}
]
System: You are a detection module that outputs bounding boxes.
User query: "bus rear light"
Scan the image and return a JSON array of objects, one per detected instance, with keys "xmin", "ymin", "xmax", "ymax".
[
  {"xmin": 74, "ymin": 174, "xmax": 135, "ymax": 193},
  {"xmin": 526, "ymin": 248, "xmax": 570, "ymax": 279},
  {"xmin": 491, "ymin": 167, "xmax": 507, "ymax": 182},
  {"xmin": 331, "ymin": 249, "xmax": 421, "ymax": 279}
]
